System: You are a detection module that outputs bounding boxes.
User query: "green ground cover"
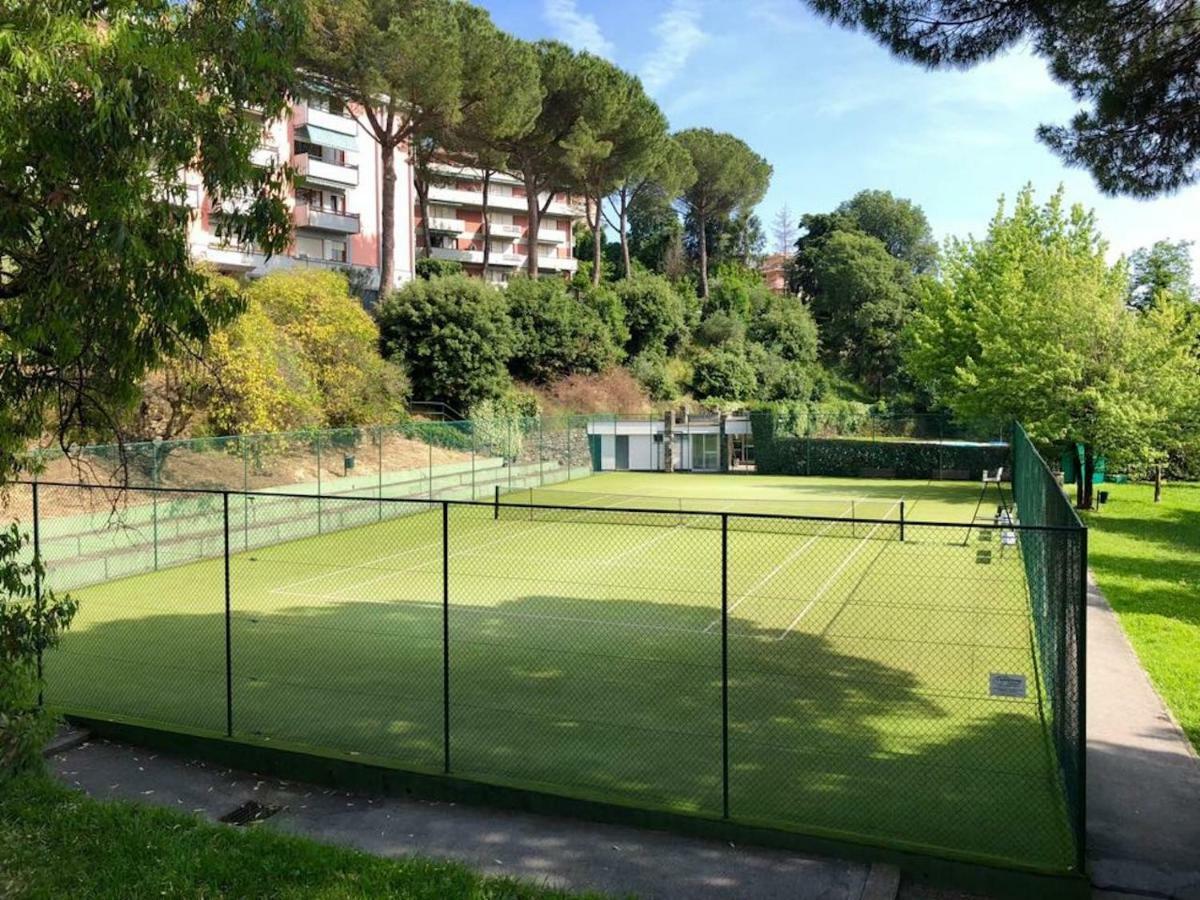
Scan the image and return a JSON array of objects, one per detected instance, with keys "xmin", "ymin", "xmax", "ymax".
[
  {"xmin": 1084, "ymin": 482, "xmax": 1200, "ymax": 750},
  {"xmin": 0, "ymin": 773, "xmax": 594, "ymax": 899},
  {"xmin": 38, "ymin": 473, "xmax": 1075, "ymax": 871}
]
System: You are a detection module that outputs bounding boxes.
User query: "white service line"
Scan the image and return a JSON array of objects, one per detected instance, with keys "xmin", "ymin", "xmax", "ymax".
[
  {"xmin": 701, "ymin": 504, "xmax": 855, "ymax": 633},
  {"xmin": 270, "ymin": 494, "xmax": 633, "ymax": 599},
  {"xmin": 773, "ymin": 499, "xmax": 901, "ymax": 641}
]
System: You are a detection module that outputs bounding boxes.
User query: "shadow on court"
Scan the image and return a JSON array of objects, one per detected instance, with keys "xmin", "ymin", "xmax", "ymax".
[{"xmin": 45, "ymin": 591, "xmax": 1075, "ymax": 871}]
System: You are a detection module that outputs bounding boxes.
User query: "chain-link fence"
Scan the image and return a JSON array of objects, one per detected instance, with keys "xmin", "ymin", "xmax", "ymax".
[
  {"xmin": 15, "ymin": 456, "xmax": 1085, "ymax": 874},
  {"xmin": 1011, "ymin": 422, "xmax": 1087, "ymax": 869}
]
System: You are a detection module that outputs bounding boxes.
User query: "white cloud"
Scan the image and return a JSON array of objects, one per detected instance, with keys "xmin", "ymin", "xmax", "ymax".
[
  {"xmin": 542, "ymin": 0, "xmax": 614, "ymax": 58},
  {"xmin": 640, "ymin": 0, "xmax": 709, "ymax": 94}
]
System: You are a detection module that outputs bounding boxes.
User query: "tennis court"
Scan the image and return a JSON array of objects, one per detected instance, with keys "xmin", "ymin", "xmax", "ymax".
[{"xmin": 30, "ymin": 468, "xmax": 1081, "ymax": 872}]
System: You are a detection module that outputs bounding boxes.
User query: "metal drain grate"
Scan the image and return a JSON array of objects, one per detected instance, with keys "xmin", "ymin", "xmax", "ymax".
[{"xmin": 219, "ymin": 800, "xmax": 282, "ymax": 826}]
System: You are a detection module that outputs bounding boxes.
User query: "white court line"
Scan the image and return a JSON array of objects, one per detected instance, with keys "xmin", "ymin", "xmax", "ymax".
[
  {"xmin": 270, "ymin": 494, "xmax": 634, "ymax": 600},
  {"xmin": 700, "ymin": 503, "xmax": 855, "ymax": 633},
  {"xmin": 773, "ymin": 499, "xmax": 901, "ymax": 641}
]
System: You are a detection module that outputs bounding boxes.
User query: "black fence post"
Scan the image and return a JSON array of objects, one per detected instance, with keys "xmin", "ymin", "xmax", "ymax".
[
  {"xmin": 442, "ymin": 501, "xmax": 451, "ymax": 774},
  {"xmin": 494, "ymin": 484, "xmax": 500, "ymax": 520},
  {"xmin": 900, "ymin": 501, "xmax": 906, "ymax": 542},
  {"xmin": 223, "ymin": 492, "xmax": 233, "ymax": 738},
  {"xmin": 721, "ymin": 513, "xmax": 730, "ymax": 820},
  {"xmin": 33, "ymin": 481, "xmax": 43, "ymax": 708}
]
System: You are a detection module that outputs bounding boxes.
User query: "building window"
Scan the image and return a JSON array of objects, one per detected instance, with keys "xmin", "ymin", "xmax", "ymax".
[
  {"xmin": 327, "ymin": 240, "xmax": 347, "ymax": 263},
  {"xmin": 294, "ymin": 141, "xmax": 346, "ymax": 166},
  {"xmin": 430, "ymin": 233, "xmax": 455, "ymax": 250}
]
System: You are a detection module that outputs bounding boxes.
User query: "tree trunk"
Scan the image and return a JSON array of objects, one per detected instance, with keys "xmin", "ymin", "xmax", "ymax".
[
  {"xmin": 697, "ymin": 210, "xmax": 709, "ymax": 299},
  {"xmin": 1081, "ymin": 444, "xmax": 1096, "ymax": 510},
  {"xmin": 1154, "ymin": 464, "xmax": 1162, "ymax": 503},
  {"xmin": 481, "ymin": 170, "xmax": 492, "ymax": 280},
  {"xmin": 619, "ymin": 189, "xmax": 631, "ymax": 278},
  {"xmin": 379, "ymin": 139, "xmax": 397, "ymax": 297},
  {"xmin": 415, "ymin": 176, "xmax": 432, "ymax": 259},
  {"xmin": 524, "ymin": 182, "xmax": 540, "ymax": 279},
  {"xmin": 1075, "ymin": 447, "xmax": 1085, "ymax": 508},
  {"xmin": 590, "ymin": 196, "xmax": 602, "ymax": 287}
]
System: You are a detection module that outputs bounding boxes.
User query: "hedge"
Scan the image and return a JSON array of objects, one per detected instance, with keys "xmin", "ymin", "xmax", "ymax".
[{"xmin": 751, "ymin": 411, "xmax": 1009, "ymax": 480}]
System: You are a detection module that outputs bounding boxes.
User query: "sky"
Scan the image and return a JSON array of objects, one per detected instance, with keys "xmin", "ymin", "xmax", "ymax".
[{"xmin": 479, "ymin": 0, "xmax": 1200, "ymax": 270}]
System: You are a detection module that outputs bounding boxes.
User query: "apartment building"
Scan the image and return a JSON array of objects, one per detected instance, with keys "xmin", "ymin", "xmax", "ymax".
[
  {"xmin": 416, "ymin": 162, "xmax": 580, "ymax": 284},
  {"xmin": 187, "ymin": 97, "xmax": 417, "ymax": 292}
]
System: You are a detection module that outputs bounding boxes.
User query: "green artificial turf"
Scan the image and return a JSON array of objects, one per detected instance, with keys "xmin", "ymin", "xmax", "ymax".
[
  {"xmin": 0, "ymin": 772, "xmax": 598, "ymax": 899},
  {"xmin": 36, "ymin": 473, "xmax": 1075, "ymax": 871},
  {"xmin": 1084, "ymin": 481, "xmax": 1200, "ymax": 750}
]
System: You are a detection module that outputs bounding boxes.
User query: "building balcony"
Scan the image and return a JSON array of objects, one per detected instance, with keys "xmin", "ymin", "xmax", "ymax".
[
  {"xmin": 427, "ymin": 184, "xmax": 576, "ymax": 218},
  {"xmin": 427, "ymin": 246, "xmax": 578, "ymax": 273},
  {"xmin": 251, "ymin": 144, "xmax": 280, "ymax": 167},
  {"xmin": 429, "ymin": 246, "xmax": 483, "ymax": 265},
  {"xmin": 536, "ymin": 228, "xmax": 568, "ymax": 244},
  {"xmin": 293, "ymin": 202, "xmax": 361, "ymax": 234},
  {"xmin": 425, "ymin": 216, "xmax": 466, "ymax": 235},
  {"xmin": 294, "ymin": 153, "xmax": 358, "ymax": 188},
  {"xmin": 488, "ymin": 221, "xmax": 523, "ymax": 238},
  {"xmin": 293, "ymin": 102, "xmax": 357, "ymax": 137},
  {"xmin": 192, "ymin": 242, "xmax": 264, "ymax": 272}
]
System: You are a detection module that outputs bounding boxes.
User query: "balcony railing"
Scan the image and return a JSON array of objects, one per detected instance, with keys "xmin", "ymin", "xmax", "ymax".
[
  {"xmin": 192, "ymin": 242, "xmax": 264, "ymax": 272},
  {"xmin": 293, "ymin": 103, "xmax": 358, "ymax": 137},
  {"xmin": 425, "ymin": 217, "xmax": 465, "ymax": 235},
  {"xmin": 428, "ymin": 185, "xmax": 576, "ymax": 218},
  {"xmin": 293, "ymin": 202, "xmax": 361, "ymax": 234},
  {"xmin": 294, "ymin": 153, "xmax": 359, "ymax": 188},
  {"xmin": 488, "ymin": 221, "xmax": 523, "ymax": 237},
  {"xmin": 251, "ymin": 144, "xmax": 280, "ymax": 167}
]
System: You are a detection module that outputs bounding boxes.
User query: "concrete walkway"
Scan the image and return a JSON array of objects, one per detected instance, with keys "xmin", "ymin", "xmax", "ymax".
[
  {"xmin": 1086, "ymin": 577, "xmax": 1200, "ymax": 900},
  {"xmin": 49, "ymin": 737, "xmax": 876, "ymax": 900}
]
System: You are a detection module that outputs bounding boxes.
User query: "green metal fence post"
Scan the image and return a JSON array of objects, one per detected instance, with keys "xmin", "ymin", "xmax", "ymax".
[
  {"xmin": 428, "ymin": 429, "xmax": 433, "ymax": 501},
  {"xmin": 539, "ymin": 418, "xmax": 545, "ymax": 486},
  {"xmin": 566, "ymin": 418, "xmax": 572, "ymax": 481},
  {"xmin": 242, "ymin": 436, "xmax": 250, "ymax": 550},
  {"xmin": 223, "ymin": 491, "xmax": 233, "ymax": 738},
  {"xmin": 442, "ymin": 501, "xmax": 451, "ymax": 774},
  {"xmin": 471, "ymin": 425, "xmax": 476, "ymax": 501},
  {"xmin": 152, "ymin": 438, "xmax": 160, "ymax": 571},
  {"xmin": 377, "ymin": 426, "xmax": 384, "ymax": 521},
  {"xmin": 33, "ymin": 481, "xmax": 43, "ymax": 708},
  {"xmin": 721, "ymin": 512, "xmax": 730, "ymax": 820}
]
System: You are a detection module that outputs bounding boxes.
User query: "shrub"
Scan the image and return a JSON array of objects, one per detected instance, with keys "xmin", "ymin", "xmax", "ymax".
[
  {"xmin": 748, "ymin": 296, "xmax": 819, "ymax": 363},
  {"xmin": 577, "ymin": 283, "xmax": 630, "ymax": 353},
  {"xmin": 694, "ymin": 312, "xmax": 745, "ymax": 348},
  {"xmin": 690, "ymin": 347, "xmax": 758, "ymax": 400},
  {"xmin": 378, "ymin": 274, "xmax": 513, "ymax": 412},
  {"xmin": 415, "ymin": 257, "xmax": 463, "ymax": 280},
  {"xmin": 706, "ymin": 263, "xmax": 773, "ymax": 320},
  {"xmin": 506, "ymin": 276, "xmax": 620, "ymax": 383},
  {"xmin": 630, "ymin": 348, "xmax": 680, "ymax": 401},
  {"xmin": 247, "ymin": 270, "xmax": 408, "ymax": 427},
  {"xmin": 613, "ymin": 273, "xmax": 688, "ymax": 356},
  {"xmin": 203, "ymin": 297, "xmax": 324, "ymax": 435},
  {"xmin": 747, "ymin": 342, "xmax": 815, "ymax": 401},
  {"xmin": 1, "ymin": 525, "xmax": 77, "ymax": 780}
]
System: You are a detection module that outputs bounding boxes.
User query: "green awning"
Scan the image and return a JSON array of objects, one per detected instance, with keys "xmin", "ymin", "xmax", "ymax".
[{"xmin": 296, "ymin": 124, "xmax": 358, "ymax": 153}]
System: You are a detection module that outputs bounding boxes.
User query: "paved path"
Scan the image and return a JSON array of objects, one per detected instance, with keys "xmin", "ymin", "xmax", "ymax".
[
  {"xmin": 1086, "ymin": 576, "xmax": 1200, "ymax": 900},
  {"xmin": 49, "ymin": 737, "xmax": 874, "ymax": 900}
]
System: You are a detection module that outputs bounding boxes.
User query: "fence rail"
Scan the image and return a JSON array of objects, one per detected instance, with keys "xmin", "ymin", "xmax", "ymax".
[{"xmin": 10, "ymin": 468, "xmax": 1090, "ymax": 874}]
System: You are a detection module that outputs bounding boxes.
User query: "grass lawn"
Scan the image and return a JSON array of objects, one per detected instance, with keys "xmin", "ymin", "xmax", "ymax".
[
  {"xmin": 36, "ymin": 473, "xmax": 1075, "ymax": 871},
  {"xmin": 0, "ymin": 772, "xmax": 594, "ymax": 899},
  {"xmin": 1083, "ymin": 481, "xmax": 1200, "ymax": 750}
]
